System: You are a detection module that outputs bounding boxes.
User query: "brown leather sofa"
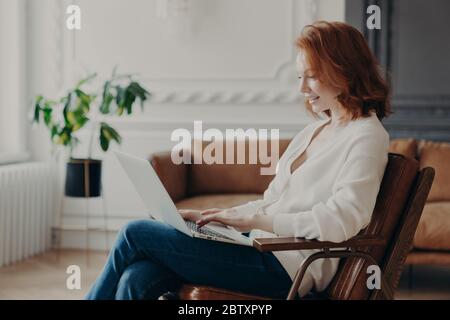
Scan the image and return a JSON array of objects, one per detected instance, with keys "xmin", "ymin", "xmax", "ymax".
[
  {"xmin": 388, "ymin": 139, "xmax": 450, "ymax": 266},
  {"xmin": 150, "ymin": 138, "xmax": 450, "ymax": 266}
]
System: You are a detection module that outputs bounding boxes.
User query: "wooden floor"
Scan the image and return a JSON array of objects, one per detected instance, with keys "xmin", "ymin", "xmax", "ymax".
[
  {"xmin": 0, "ymin": 249, "xmax": 449, "ymax": 300},
  {"xmin": 0, "ymin": 250, "xmax": 108, "ymax": 300}
]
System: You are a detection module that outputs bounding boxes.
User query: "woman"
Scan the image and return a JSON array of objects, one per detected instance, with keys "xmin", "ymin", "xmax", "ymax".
[{"xmin": 86, "ymin": 21, "xmax": 391, "ymax": 300}]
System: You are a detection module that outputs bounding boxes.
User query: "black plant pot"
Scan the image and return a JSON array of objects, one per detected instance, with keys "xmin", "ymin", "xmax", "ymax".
[{"xmin": 65, "ymin": 159, "xmax": 102, "ymax": 197}]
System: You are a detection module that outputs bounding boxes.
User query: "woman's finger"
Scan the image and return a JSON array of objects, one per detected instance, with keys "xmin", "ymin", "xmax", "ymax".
[
  {"xmin": 178, "ymin": 209, "xmax": 203, "ymax": 222},
  {"xmin": 196, "ymin": 213, "xmax": 224, "ymax": 228},
  {"xmin": 179, "ymin": 209, "xmax": 197, "ymax": 214},
  {"xmin": 200, "ymin": 208, "xmax": 223, "ymax": 216}
]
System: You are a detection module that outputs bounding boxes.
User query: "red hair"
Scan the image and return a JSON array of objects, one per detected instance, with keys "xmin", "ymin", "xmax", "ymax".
[{"xmin": 296, "ymin": 21, "xmax": 391, "ymax": 120}]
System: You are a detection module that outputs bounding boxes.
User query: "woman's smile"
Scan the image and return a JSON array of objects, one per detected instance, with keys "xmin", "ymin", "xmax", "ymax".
[{"xmin": 306, "ymin": 95, "xmax": 320, "ymax": 104}]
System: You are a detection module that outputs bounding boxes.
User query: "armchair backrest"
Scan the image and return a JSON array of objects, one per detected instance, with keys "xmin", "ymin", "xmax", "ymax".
[{"xmin": 326, "ymin": 153, "xmax": 434, "ymax": 299}]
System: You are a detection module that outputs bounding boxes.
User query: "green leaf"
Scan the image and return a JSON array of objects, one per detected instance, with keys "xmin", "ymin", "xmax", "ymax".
[
  {"xmin": 127, "ymin": 82, "xmax": 150, "ymax": 110},
  {"xmin": 99, "ymin": 130, "xmax": 109, "ymax": 152},
  {"xmin": 33, "ymin": 95, "xmax": 43, "ymax": 123},
  {"xmin": 115, "ymin": 86, "xmax": 126, "ymax": 115},
  {"xmin": 66, "ymin": 111, "xmax": 75, "ymax": 125},
  {"xmin": 75, "ymin": 89, "xmax": 94, "ymax": 113},
  {"xmin": 115, "ymin": 86, "xmax": 126, "ymax": 105},
  {"xmin": 101, "ymin": 122, "xmax": 122, "ymax": 144},
  {"xmin": 100, "ymin": 81, "xmax": 114, "ymax": 114},
  {"xmin": 99, "ymin": 122, "xmax": 122, "ymax": 152},
  {"xmin": 72, "ymin": 116, "xmax": 89, "ymax": 131},
  {"xmin": 127, "ymin": 82, "xmax": 149, "ymax": 100},
  {"xmin": 57, "ymin": 128, "xmax": 71, "ymax": 146},
  {"xmin": 124, "ymin": 89, "xmax": 136, "ymax": 114},
  {"xmin": 63, "ymin": 92, "xmax": 72, "ymax": 126},
  {"xmin": 43, "ymin": 107, "xmax": 52, "ymax": 126},
  {"xmin": 102, "ymin": 93, "xmax": 114, "ymax": 114}
]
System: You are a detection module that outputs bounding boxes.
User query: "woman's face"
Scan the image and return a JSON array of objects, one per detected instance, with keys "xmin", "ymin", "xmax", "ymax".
[{"xmin": 296, "ymin": 52, "xmax": 340, "ymax": 114}]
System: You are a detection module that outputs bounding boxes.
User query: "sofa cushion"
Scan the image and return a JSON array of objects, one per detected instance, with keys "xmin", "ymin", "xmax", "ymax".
[
  {"xmin": 419, "ymin": 140, "xmax": 450, "ymax": 201},
  {"xmin": 414, "ymin": 202, "xmax": 450, "ymax": 251},
  {"xmin": 388, "ymin": 138, "xmax": 417, "ymax": 159},
  {"xmin": 175, "ymin": 193, "xmax": 262, "ymax": 211},
  {"xmin": 188, "ymin": 139, "xmax": 291, "ymax": 195}
]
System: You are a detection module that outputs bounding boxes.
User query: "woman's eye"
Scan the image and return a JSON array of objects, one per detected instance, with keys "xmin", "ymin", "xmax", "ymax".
[{"xmin": 298, "ymin": 75, "xmax": 316, "ymax": 80}]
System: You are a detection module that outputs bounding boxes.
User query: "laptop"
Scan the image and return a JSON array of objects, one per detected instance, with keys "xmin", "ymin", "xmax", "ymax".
[{"xmin": 114, "ymin": 151, "xmax": 252, "ymax": 246}]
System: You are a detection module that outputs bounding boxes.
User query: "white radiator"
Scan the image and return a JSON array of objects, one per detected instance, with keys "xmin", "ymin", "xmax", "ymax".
[{"xmin": 0, "ymin": 162, "xmax": 57, "ymax": 267}]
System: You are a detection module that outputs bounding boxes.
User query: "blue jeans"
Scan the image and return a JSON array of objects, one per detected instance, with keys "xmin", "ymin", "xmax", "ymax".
[{"xmin": 85, "ymin": 219, "xmax": 293, "ymax": 300}]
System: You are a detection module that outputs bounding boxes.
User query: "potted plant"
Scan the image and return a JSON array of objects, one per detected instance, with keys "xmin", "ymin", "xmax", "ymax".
[{"xmin": 32, "ymin": 70, "xmax": 150, "ymax": 197}]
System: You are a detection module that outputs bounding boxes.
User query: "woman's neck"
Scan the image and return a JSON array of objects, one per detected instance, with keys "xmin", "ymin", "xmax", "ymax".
[{"xmin": 328, "ymin": 105, "xmax": 351, "ymax": 128}]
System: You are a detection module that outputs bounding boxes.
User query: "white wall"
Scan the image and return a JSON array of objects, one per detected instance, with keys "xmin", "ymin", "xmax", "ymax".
[
  {"xmin": 26, "ymin": 0, "xmax": 345, "ymax": 249},
  {"xmin": 0, "ymin": 0, "xmax": 28, "ymax": 163}
]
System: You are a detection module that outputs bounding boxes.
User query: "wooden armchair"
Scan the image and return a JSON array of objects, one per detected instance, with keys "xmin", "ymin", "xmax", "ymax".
[{"xmin": 157, "ymin": 153, "xmax": 434, "ymax": 300}]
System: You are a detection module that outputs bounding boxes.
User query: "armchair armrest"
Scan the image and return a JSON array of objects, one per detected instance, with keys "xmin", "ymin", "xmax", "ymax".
[
  {"xmin": 253, "ymin": 235, "xmax": 386, "ymax": 252},
  {"xmin": 150, "ymin": 151, "xmax": 189, "ymax": 202}
]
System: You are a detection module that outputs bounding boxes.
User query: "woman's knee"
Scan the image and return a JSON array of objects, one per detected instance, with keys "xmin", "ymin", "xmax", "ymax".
[
  {"xmin": 118, "ymin": 219, "xmax": 142, "ymax": 236},
  {"xmin": 115, "ymin": 219, "xmax": 170, "ymax": 248},
  {"xmin": 118, "ymin": 219, "xmax": 159, "ymax": 239}
]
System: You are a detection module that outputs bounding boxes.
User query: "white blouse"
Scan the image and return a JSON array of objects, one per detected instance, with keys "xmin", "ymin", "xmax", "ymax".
[{"xmin": 232, "ymin": 112, "xmax": 390, "ymax": 297}]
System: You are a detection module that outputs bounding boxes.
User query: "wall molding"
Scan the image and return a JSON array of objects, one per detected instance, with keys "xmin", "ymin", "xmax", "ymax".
[
  {"xmin": 147, "ymin": 90, "xmax": 303, "ymax": 105},
  {"xmin": 386, "ymin": 95, "xmax": 450, "ymax": 140},
  {"xmin": 392, "ymin": 95, "xmax": 450, "ymax": 109}
]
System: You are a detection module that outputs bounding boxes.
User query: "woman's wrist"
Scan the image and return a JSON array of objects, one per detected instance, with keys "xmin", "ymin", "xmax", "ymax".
[{"xmin": 252, "ymin": 213, "xmax": 274, "ymax": 233}]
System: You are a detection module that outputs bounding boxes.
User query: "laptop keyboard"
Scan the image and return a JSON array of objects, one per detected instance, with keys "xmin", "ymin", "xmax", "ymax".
[{"xmin": 186, "ymin": 220, "xmax": 234, "ymax": 240}]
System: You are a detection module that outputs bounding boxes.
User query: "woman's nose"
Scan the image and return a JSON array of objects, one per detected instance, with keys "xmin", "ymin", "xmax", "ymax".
[{"xmin": 299, "ymin": 78, "xmax": 310, "ymax": 93}]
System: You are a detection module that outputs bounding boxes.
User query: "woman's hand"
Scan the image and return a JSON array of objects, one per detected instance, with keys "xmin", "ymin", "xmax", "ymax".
[
  {"xmin": 178, "ymin": 209, "xmax": 203, "ymax": 222},
  {"xmin": 180, "ymin": 207, "xmax": 275, "ymax": 233},
  {"xmin": 196, "ymin": 208, "xmax": 251, "ymax": 232},
  {"xmin": 178, "ymin": 208, "xmax": 228, "ymax": 228},
  {"xmin": 196, "ymin": 208, "xmax": 274, "ymax": 233}
]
